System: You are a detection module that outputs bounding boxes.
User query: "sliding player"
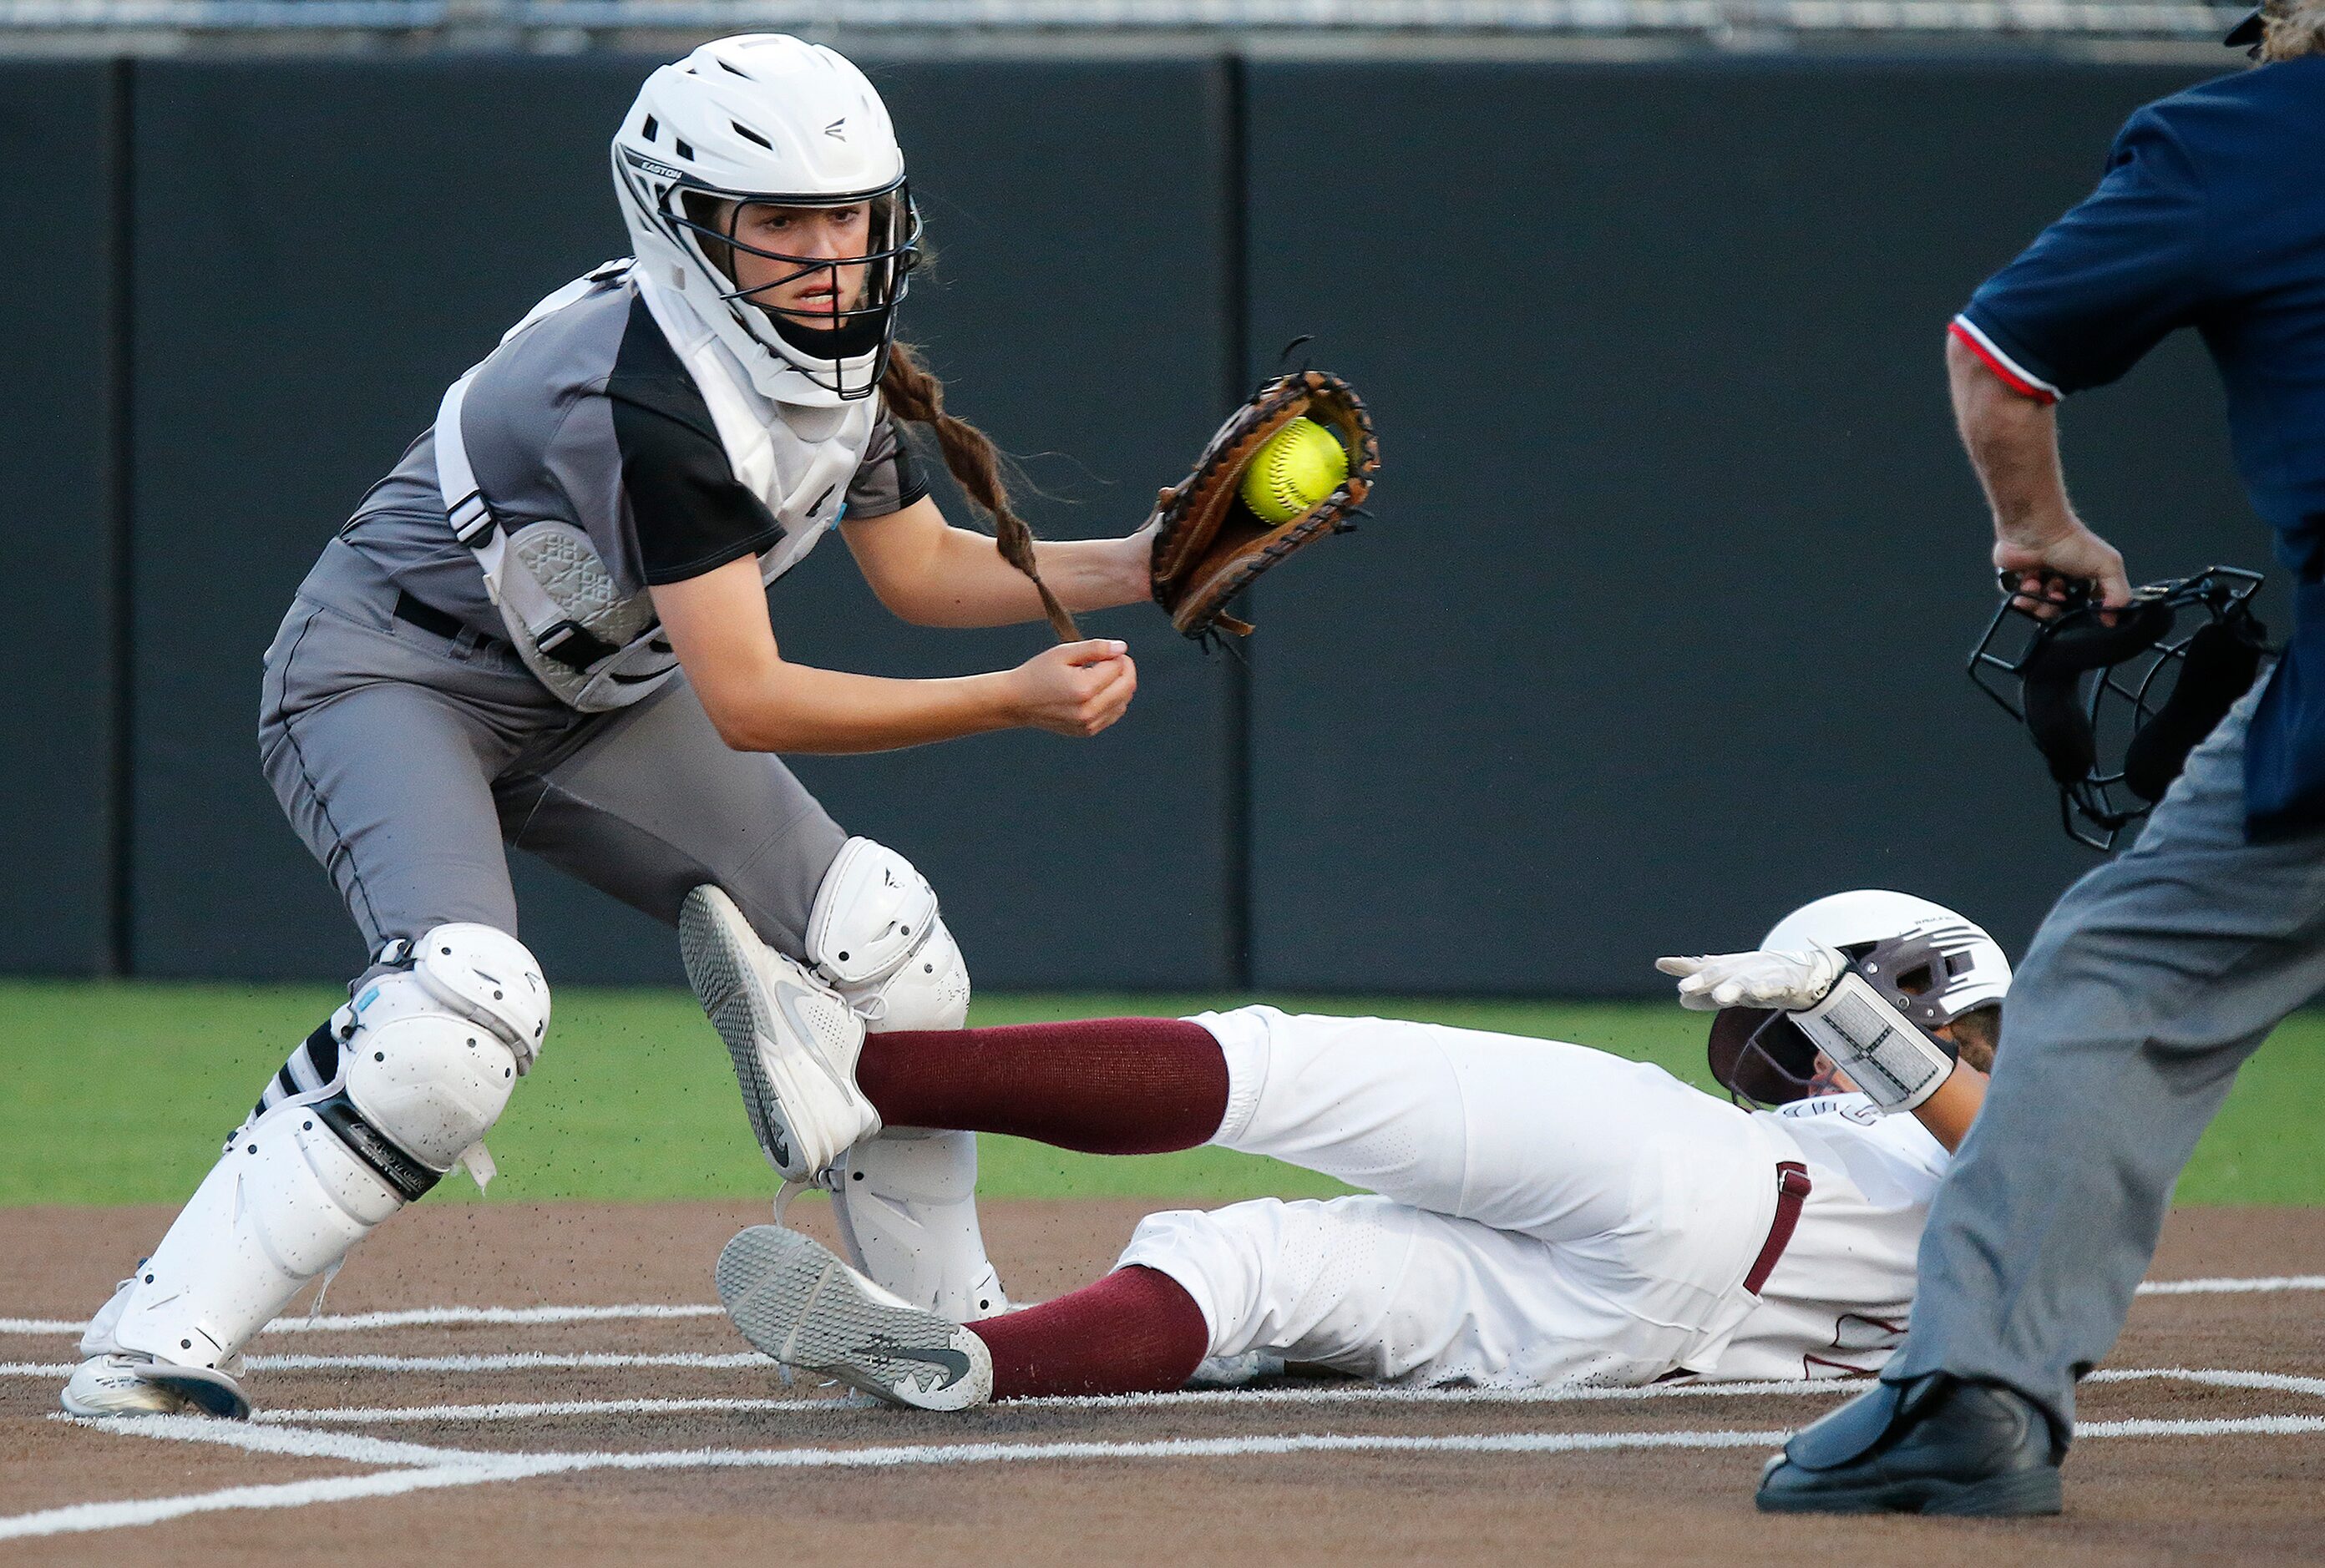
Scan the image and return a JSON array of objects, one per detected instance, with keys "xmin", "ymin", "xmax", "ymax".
[{"xmin": 691, "ymin": 888, "xmax": 2008, "ymax": 1408}]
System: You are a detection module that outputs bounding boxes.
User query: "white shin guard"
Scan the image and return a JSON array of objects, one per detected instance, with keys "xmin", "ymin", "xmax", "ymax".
[
  {"xmin": 101, "ymin": 1105, "xmax": 403, "ymax": 1369},
  {"xmin": 90, "ymin": 924, "xmax": 543, "ymax": 1373},
  {"xmin": 804, "ymin": 839, "xmax": 1001, "ymax": 1318},
  {"xmin": 828, "ymin": 1128, "xmax": 1009, "ymax": 1322}
]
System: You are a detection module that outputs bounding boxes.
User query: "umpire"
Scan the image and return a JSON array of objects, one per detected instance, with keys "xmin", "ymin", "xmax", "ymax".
[{"xmin": 1758, "ymin": 4, "xmax": 2325, "ymax": 1517}]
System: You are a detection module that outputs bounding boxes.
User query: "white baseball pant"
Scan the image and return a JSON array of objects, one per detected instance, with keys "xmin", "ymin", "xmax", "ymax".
[{"xmin": 1118, "ymin": 1007, "xmax": 1801, "ymax": 1387}]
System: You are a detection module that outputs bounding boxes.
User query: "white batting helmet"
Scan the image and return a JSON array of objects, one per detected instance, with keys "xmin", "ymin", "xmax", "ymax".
[
  {"xmin": 1710, "ymin": 890, "xmax": 2011, "ymax": 1107},
  {"xmin": 1762, "ymin": 889, "xmax": 2011, "ymax": 1026}
]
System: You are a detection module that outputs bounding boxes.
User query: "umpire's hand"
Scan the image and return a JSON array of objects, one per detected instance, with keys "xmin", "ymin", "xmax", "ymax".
[{"xmin": 1995, "ymin": 520, "xmax": 2132, "ymax": 619}]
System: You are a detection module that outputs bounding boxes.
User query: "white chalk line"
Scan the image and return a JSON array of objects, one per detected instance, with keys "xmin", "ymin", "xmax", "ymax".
[
  {"xmin": 2089, "ymin": 1366, "xmax": 2325, "ymax": 1399},
  {"xmin": 254, "ymin": 1378, "xmax": 1845, "ymax": 1424},
  {"xmin": 220, "ymin": 1366, "xmax": 2325, "ymax": 1426},
  {"xmin": 0, "ymin": 1464, "xmax": 530, "ymax": 1545},
  {"xmin": 0, "ymin": 1302, "xmax": 725, "ymax": 1338},
  {"xmin": 0, "ymin": 1350, "xmax": 768, "ymax": 1378},
  {"xmin": 63, "ymin": 1412, "xmax": 484, "ymax": 1468},
  {"xmin": 0, "ymin": 1426, "xmax": 1794, "ymax": 1541},
  {"xmin": 15, "ymin": 1361, "xmax": 2325, "ymax": 1416},
  {"xmin": 21, "ymin": 1401, "xmax": 2325, "ymax": 1545},
  {"xmin": 258, "ymin": 1394, "xmax": 848, "ymax": 1425},
  {"xmin": 70, "ymin": 1409, "xmax": 1799, "ymax": 1472},
  {"xmin": 15, "ymin": 1365, "xmax": 2325, "ymax": 1545},
  {"xmin": 5, "ymin": 1271, "xmax": 2317, "ymax": 1339},
  {"xmin": 2131, "ymin": 1273, "xmax": 2325, "ymax": 1297},
  {"xmin": 2079, "ymin": 1414, "xmax": 2325, "ymax": 1439},
  {"xmin": 260, "ymin": 1349, "xmax": 768, "ymax": 1373}
]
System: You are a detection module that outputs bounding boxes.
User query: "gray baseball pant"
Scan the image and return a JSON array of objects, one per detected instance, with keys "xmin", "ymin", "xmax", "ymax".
[
  {"xmin": 259, "ymin": 539, "xmax": 848, "ymax": 974},
  {"xmin": 1882, "ymin": 672, "xmax": 2325, "ymax": 1436}
]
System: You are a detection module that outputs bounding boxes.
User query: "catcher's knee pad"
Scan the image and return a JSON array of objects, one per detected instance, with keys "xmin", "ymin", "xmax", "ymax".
[
  {"xmin": 103, "ymin": 926, "xmax": 545, "ymax": 1368},
  {"xmin": 807, "ymin": 837, "xmax": 971, "ymax": 1032},
  {"xmin": 334, "ymin": 944, "xmax": 541, "ymax": 1176},
  {"xmin": 384, "ymin": 922, "xmax": 553, "ymax": 1069},
  {"xmin": 829, "ymin": 1130, "xmax": 1009, "ymax": 1320}
]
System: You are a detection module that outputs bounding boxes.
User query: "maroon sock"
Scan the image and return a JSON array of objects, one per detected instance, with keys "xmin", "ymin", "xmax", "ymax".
[
  {"xmin": 856, "ymin": 1018, "xmax": 1228, "ymax": 1154},
  {"xmin": 970, "ymin": 1266, "xmax": 1211, "ymax": 1399}
]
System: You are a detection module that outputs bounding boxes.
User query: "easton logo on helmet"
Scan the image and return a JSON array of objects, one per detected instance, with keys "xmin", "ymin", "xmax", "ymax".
[{"xmin": 625, "ymin": 151, "xmax": 684, "ymax": 181}]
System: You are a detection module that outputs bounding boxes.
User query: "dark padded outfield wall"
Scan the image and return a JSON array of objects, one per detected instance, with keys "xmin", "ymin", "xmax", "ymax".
[
  {"xmin": 125, "ymin": 57, "xmax": 1234, "ymax": 986},
  {"xmin": 129, "ymin": 58, "xmax": 645, "ymax": 983},
  {"xmin": 1242, "ymin": 59, "xmax": 2252, "ymax": 994},
  {"xmin": 0, "ymin": 63, "xmax": 115, "ymax": 974},
  {"xmin": 779, "ymin": 60, "xmax": 1238, "ymax": 990}
]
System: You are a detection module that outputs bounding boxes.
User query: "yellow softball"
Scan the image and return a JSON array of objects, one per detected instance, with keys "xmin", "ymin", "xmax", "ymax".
[{"xmin": 1240, "ymin": 417, "xmax": 1349, "ymax": 524}]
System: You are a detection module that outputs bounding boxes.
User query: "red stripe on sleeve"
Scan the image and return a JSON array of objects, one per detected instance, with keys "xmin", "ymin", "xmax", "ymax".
[{"xmin": 1948, "ymin": 320, "xmax": 2059, "ymax": 405}]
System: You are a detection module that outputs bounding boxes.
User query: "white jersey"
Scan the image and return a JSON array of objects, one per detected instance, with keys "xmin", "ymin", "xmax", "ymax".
[{"xmin": 1715, "ymin": 1095, "xmax": 1952, "ymax": 1379}]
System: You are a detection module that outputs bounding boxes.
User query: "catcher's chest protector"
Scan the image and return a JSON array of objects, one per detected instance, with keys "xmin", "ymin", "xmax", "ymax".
[{"xmin": 435, "ymin": 263, "xmax": 876, "ymax": 711}]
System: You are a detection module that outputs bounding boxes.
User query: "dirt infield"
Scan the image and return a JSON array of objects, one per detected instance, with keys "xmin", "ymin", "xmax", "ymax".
[{"xmin": 4, "ymin": 1200, "xmax": 2322, "ymax": 1565}]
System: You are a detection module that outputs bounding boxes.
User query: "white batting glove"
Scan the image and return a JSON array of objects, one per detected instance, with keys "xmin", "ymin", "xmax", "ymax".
[{"xmin": 1654, "ymin": 945, "xmax": 1848, "ymax": 1013}]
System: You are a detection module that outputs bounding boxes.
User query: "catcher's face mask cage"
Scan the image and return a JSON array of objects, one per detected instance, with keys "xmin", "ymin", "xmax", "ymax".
[
  {"xmin": 1706, "ymin": 927, "xmax": 1979, "ymax": 1107},
  {"xmin": 671, "ymin": 182, "xmax": 921, "ymax": 400},
  {"xmin": 1968, "ymin": 566, "xmax": 2269, "ymax": 851}
]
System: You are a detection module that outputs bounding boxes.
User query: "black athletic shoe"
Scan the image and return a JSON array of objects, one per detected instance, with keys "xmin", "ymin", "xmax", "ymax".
[{"xmin": 1755, "ymin": 1373, "xmax": 2064, "ymax": 1517}]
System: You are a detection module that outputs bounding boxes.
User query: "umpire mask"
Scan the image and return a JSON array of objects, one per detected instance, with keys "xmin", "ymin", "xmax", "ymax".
[{"xmin": 1969, "ymin": 567, "xmax": 2269, "ymax": 850}]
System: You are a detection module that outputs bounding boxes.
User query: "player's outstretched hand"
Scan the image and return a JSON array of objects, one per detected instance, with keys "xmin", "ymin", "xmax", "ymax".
[
  {"xmin": 1655, "ymin": 947, "xmax": 1846, "ymax": 1013},
  {"xmin": 1994, "ymin": 519, "xmax": 2130, "ymax": 620},
  {"xmin": 1006, "ymin": 639, "xmax": 1138, "ymax": 738}
]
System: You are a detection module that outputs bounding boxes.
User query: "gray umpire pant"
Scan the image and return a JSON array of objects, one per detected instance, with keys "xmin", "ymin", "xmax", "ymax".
[
  {"xmin": 1884, "ymin": 670, "xmax": 2325, "ymax": 1436},
  {"xmin": 258, "ymin": 539, "xmax": 848, "ymax": 979}
]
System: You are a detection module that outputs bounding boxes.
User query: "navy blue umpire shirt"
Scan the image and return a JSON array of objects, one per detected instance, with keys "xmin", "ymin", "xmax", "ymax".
[{"xmin": 1948, "ymin": 54, "xmax": 2325, "ymax": 839}]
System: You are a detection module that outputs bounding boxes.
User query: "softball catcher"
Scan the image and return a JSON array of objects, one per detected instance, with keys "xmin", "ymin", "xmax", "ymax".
[{"xmin": 63, "ymin": 34, "xmax": 1185, "ymax": 1419}]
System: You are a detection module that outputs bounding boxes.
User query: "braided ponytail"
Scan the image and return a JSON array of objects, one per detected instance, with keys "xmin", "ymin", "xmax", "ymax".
[{"xmin": 880, "ymin": 341, "xmax": 1081, "ymax": 642}]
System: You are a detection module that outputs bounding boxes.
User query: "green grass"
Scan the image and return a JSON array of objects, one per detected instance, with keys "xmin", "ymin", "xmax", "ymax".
[{"xmin": 3, "ymin": 980, "xmax": 2318, "ymax": 1208}]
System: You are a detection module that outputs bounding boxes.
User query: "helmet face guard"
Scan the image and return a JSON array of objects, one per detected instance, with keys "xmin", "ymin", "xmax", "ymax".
[
  {"xmin": 621, "ymin": 141, "xmax": 920, "ymax": 400},
  {"xmin": 1709, "ymin": 1006, "xmax": 1833, "ymax": 1109},
  {"xmin": 676, "ymin": 185, "xmax": 919, "ymax": 377},
  {"xmin": 1968, "ymin": 567, "xmax": 2269, "ymax": 851}
]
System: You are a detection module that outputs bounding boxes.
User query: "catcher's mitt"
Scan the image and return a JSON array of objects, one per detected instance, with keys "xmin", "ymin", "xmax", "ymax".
[{"xmin": 1148, "ymin": 371, "xmax": 1379, "ymax": 638}]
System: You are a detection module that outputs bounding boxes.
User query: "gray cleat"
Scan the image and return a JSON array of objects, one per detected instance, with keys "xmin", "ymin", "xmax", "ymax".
[
  {"xmin": 716, "ymin": 1224, "xmax": 994, "ymax": 1412},
  {"xmin": 681, "ymin": 884, "xmax": 879, "ymax": 1181}
]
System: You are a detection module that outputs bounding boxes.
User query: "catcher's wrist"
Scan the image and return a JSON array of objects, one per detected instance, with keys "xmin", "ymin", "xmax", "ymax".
[
  {"xmin": 1114, "ymin": 530, "xmax": 1160, "ymax": 605},
  {"xmin": 970, "ymin": 669, "xmax": 1031, "ymax": 730}
]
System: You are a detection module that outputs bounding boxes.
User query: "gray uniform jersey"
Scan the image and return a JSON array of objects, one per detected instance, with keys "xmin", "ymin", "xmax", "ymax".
[{"xmin": 342, "ymin": 279, "xmax": 926, "ymax": 642}]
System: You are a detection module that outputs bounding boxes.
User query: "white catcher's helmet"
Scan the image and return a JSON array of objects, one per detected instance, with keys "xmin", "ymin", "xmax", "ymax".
[
  {"xmin": 1763, "ymin": 889, "xmax": 2012, "ymax": 1025},
  {"xmin": 612, "ymin": 35, "xmax": 919, "ymax": 405}
]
